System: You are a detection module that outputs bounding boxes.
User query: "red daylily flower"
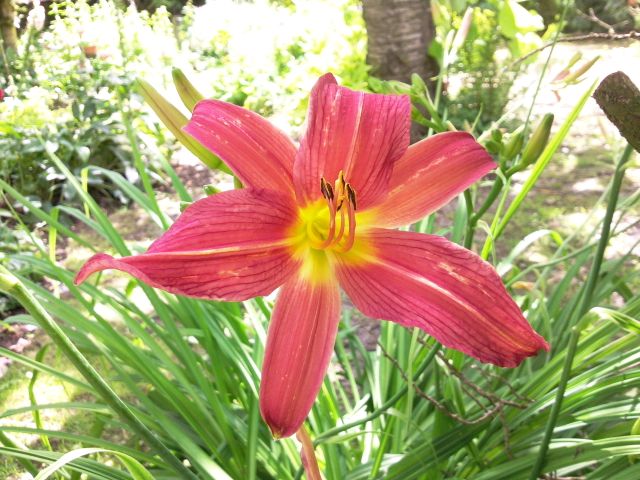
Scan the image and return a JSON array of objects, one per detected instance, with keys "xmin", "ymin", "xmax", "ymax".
[{"xmin": 75, "ymin": 73, "xmax": 549, "ymax": 438}]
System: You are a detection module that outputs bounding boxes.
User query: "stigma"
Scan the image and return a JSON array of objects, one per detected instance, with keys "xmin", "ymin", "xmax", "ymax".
[{"xmin": 308, "ymin": 171, "xmax": 357, "ymax": 253}]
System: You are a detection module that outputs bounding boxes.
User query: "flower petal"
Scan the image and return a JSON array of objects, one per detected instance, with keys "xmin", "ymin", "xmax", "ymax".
[
  {"xmin": 336, "ymin": 229, "xmax": 548, "ymax": 367},
  {"xmin": 260, "ymin": 274, "xmax": 341, "ymax": 438},
  {"xmin": 369, "ymin": 132, "xmax": 496, "ymax": 227},
  {"xmin": 75, "ymin": 189, "xmax": 299, "ymax": 301},
  {"xmin": 184, "ymin": 99, "xmax": 297, "ymax": 193},
  {"xmin": 293, "ymin": 73, "xmax": 411, "ymax": 209}
]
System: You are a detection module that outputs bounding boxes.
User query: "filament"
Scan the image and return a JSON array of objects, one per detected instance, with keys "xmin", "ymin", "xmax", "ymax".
[{"xmin": 312, "ymin": 174, "xmax": 357, "ymax": 253}]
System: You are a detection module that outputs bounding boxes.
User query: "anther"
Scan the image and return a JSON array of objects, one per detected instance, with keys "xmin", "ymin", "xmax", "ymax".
[
  {"xmin": 320, "ymin": 177, "xmax": 334, "ymax": 200},
  {"xmin": 346, "ymin": 184, "xmax": 357, "ymax": 211}
]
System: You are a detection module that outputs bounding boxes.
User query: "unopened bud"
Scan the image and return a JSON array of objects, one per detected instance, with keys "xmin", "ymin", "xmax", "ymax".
[
  {"xmin": 566, "ymin": 52, "xmax": 582, "ymax": 70},
  {"xmin": 520, "ymin": 114, "xmax": 554, "ymax": 168},
  {"xmin": 502, "ymin": 126, "xmax": 525, "ymax": 162},
  {"xmin": 563, "ymin": 56, "xmax": 600, "ymax": 84},
  {"xmin": 451, "ymin": 7, "xmax": 473, "ymax": 54},
  {"xmin": 136, "ymin": 78, "xmax": 226, "ymax": 172},
  {"xmin": 172, "ymin": 68, "xmax": 204, "ymax": 112},
  {"xmin": 411, "ymin": 73, "xmax": 427, "ymax": 95}
]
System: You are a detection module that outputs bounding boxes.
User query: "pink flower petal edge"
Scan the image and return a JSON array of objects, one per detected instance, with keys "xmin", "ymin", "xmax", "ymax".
[
  {"xmin": 74, "ymin": 189, "xmax": 300, "ymax": 302},
  {"xmin": 184, "ymin": 99, "xmax": 297, "ymax": 194},
  {"xmin": 370, "ymin": 131, "xmax": 496, "ymax": 227},
  {"xmin": 293, "ymin": 73, "xmax": 411, "ymax": 209},
  {"xmin": 337, "ymin": 229, "xmax": 549, "ymax": 367}
]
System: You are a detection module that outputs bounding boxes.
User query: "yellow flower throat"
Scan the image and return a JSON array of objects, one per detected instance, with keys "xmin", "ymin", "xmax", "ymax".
[
  {"xmin": 290, "ymin": 171, "xmax": 362, "ymax": 283},
  {"xmin": 305, "ymin": 171, "xmax": 357, "ymax": 253}
]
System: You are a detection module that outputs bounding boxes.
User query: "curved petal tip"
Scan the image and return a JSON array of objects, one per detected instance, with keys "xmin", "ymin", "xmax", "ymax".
[
  {"xmin": 337, "ymin": 230, "xmax": 549, "ymax": 368},
  {"xmin": 74, "ymin": 253, "xmax": 118, "ymax": 285}
]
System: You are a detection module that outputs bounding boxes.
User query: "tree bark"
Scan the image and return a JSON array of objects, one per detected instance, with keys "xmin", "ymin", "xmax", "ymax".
[
  {"xmin": 594, "ymin": 71, "xmax": 640, "ymax": 153},
  {"xmin": 0, "ymin": 0, "xmax": 18, "ymax": 55},
  {"xmin": 362, "ymin": 0, "xmax": 438, "ymax": 84}
]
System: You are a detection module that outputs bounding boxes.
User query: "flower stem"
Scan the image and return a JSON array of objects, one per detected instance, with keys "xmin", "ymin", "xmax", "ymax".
[
  {"xmin": 296, "ymin": 425, "xmax": 322, "ymax": 480},
  {"xmin": 528, "ymin": 143, "xmax": 634, "ymax": 479},
  {"xmin": 465, "ymin": 177, "xmax": 505, "ymax": 249},
  {"xmin": 0, "ymin": 266, "xmax": 198, "ymax": 480}
]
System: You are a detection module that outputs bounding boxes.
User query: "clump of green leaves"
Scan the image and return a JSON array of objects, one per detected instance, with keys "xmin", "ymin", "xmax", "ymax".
[{"xmin": 431, "ymin": 0, "xmax": 548, "ymax": 130}]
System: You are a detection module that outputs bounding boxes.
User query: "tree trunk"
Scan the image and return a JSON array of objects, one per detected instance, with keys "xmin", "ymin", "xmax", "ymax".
[
  {"xmin": 362, "ymin": 0, "xmax": 438, "ymax": 141},
  {"xmin": 362, "ymin": 0, "xmax": 438, "ymax": 85},
  {"xmin": 0, "ymin": 0, "xmax": 18, "ymax": 55}
]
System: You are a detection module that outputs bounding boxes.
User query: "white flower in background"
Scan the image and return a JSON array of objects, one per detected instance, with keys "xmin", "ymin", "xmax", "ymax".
[{"xmin": 27, "ymin": 0, "xmax": 45, "ymax": 31}]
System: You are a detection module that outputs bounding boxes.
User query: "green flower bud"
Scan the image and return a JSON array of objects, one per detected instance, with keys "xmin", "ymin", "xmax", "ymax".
[
  {"xmin": 562, "ymin": 56, "xmax": 600, "ymax": 84},
  {"xmin": 566, "ymin": 52, "xmax": 582, "ymax": 70},
  {"xmin": 411, "ymin": 73, "xmax": 427, "ymax": 94},
  {"xmin": 172, "ymin": 68, "xmax": 204, "ymax": 112},
  {"xmin": 136, "ymin": 78, "xmax": 228, "ymax": 173},
  {"xmin": 520, "ymin": 114, "xmax": 554, "ymax": 168},
  {"xmin": 502, "ymin": 126, "xmax": 525, "ymax": 162}
]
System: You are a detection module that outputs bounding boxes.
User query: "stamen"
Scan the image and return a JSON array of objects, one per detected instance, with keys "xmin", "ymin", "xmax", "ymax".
[
  {"xmin": 312, "ymin": 201, "xmax": 336, "ymax": 250},
  {"xmin": 335, "ymin": 196, "xmax": 356, "ymax": 253},
  {"xmin": 320, "ymin": 178, "xmax": 334, "ymax": 200},
  {"xmin": 346, "ymin": 183, "xmax": 357, "ymax": 211},
  {"xmin": 312, "ymin": 174, "xmax": 357, "ymax": 252}
]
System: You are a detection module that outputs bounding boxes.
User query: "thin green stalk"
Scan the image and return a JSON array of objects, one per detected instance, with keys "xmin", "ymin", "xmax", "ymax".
[
  {"xmin": 465, "ymin": 176, "xmax": 507, "ymax": 250},
  {"xmin": 403, "ymin": 329, "xmax": 420, "ymax": 440},
  {"xmin": 370, "ymin": 418, "xmax": 394, "ymax": 479},
  {"xmin": 528, "ymin": 143, "xmax": 634, "ymax": 479},
  {"xmin": 521, "ymin": 0, "xmax": 568, "ymax": 136},
  {"xmin": 29, "ymin": 345, "xmax": 53, "ymax": 452},
  {"xmin": 463, "ymin": 189, "xmax": 474, "ymax": 249},
  {"xmin": 0, "ymin": 266, "xmax": 199, "ymax": 480},
  {"xmin": 481, "ymin": 176, "xmax": 511, "ymax": 262}
]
